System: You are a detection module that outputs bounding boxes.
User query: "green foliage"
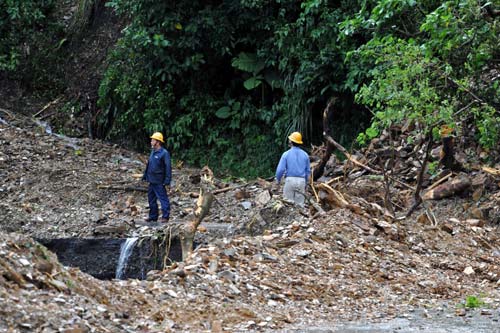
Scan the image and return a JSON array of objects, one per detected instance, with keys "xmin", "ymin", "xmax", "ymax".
[
  {"xmin": 354, "ymin": 38, "xmax": 454, "ymax": 138},
  {"xmin": 347, "ymin": 0, "xmax": 500, "ymax": 150},
  {"xmin": 98, "ymin": 0, "xmax": 294, "ymax": 176},
  {"xmin": 97, "ymin": 0, "xmax": 499, "ymax": 177},
  {"xmin": 0, "ymin": 0, "xmax": 67, "ymax": 95},
  {"xmin": 65, "ymin": 279, "xmax": 75, "ymax": 289},
  {"xmin": 463, "ymin": 295, "xmax": 485, "ymax": 309},
  {"xmin": 0, "ymin": 0, "xmax": 56, "ymax": 71},
  {"xmin": 427, "ymin": 161, "xmax": 439, "ymax": 175}
]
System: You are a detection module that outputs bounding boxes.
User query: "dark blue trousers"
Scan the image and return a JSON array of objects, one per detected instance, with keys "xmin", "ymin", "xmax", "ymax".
[{"xmin": 147, "ymin": 183, "xmax": 170, "ymax": 220}]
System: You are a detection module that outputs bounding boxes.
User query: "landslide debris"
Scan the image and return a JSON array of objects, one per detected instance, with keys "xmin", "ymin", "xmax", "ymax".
[{"xmin": 1, "ymin": 111, "xmax": 500, "ymax": 332}]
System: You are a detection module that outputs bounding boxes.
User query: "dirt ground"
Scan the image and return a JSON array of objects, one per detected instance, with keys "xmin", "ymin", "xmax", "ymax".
[{"xmin": 1, "ymin": 110, "xmax": 499, "ymax": 332}]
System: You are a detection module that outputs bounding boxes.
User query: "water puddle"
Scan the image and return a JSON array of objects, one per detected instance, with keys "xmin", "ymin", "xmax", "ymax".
[{"xmin": 284, "ymin": 309, "xmax": 500, "ymax": 333}]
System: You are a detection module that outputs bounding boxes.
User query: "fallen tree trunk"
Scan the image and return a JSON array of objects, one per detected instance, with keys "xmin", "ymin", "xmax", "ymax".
[
  {"xmin": 187, "ymin": 183, "xmax": 250, "ymax": 198},
  {"xmin": 317, "ymin": 183, "xmax": 349, "ymax": 208},
  {"xmin": 97, "ymin": 185, "xmax": 147, "ymax": 192},
  {"xmin": 422, "ymin": 174, "xmax": 471, "ymax": 200}
]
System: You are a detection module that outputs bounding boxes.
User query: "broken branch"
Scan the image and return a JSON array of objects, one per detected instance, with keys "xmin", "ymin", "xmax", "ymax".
[{"xmin": 325, "ymin": 136, "xmax": 382, "ymax": 175}]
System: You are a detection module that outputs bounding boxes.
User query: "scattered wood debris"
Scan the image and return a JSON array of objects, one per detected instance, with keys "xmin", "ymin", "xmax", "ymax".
[{"xmin": 1, "ymin": 112, "xmax": 500, "ymax": 331}]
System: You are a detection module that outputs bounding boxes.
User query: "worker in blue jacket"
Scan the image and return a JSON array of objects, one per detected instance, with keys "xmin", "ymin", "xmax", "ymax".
[
  {"xmin": 143, "ymin": 132, "xmax": 171, "ymax": 223},
  {"xmin": 275, "ymin": 132, "xmax": 310, "ymax": 206}
]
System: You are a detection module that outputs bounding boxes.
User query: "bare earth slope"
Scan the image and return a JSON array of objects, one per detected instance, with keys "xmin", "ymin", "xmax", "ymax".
[{"xmin": 0, "ymin": 113, "xmax": 499, "ymax": 332}]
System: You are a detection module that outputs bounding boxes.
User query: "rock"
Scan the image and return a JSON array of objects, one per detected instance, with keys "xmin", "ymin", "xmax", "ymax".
[
  {"xmin": 35, "ymin": 260, "xmax": 55, "ymax": 274},
  {"xmin": 2, "ymin": 114, "xmax": 500, "ymax": 332},
  {"xmin": 417, "ymin": 213, "xmax": 430, "ymax": 224},
  {"xmin": 255, "ymin": 190, "xmax": 271, "ymax": 206},
  {"xmin": 294, "ymin": 249, "xmax": 312, "ymax": 258},
  {"xmin": 94, "ymin": 222, "xmax": 129, "ymax": 235},
  {"xmin": 211, "ymin": 320, "xmax": 223, "ymax": 333},
  {"xmin": 235, "ymin": 189, "xmax": 250, "ymax": 200},
  {"xmin": 441, "ymin": 223, "xmax": 454, "ymax": 234},
  {"xmin": 465, "ymin": 219, "xmax": 484, "ymax": 227},
  {"xmin": 463, "ymin": 266, "xmax": 475, "ymax": 275},
  {"xmin": 61, "ymin": 324, "xmax": 89, "ymax": 333},
  {"xmin": 472, "ymin": 187, "xmax": 483, "ymax": 201},
  {"xmin": 19, "ymin": 258, "xmax": 30, "ymax": 266},
  {"xmin": 217, "ymin": 270, "xmax": 236, "ymax": 282},
  {"xmin": 375, "ymin": 220, "xmax": 395, "ymax": 234},
  {"xmin": 241, "ymin": 201, "xmax": 252, "ymax": 210}
]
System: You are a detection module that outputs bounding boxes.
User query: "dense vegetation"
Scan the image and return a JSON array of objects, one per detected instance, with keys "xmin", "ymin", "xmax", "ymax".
[
  {"xmin": 1, "ymin": 0, "xmax": 498, "ymax": 177},
  {"xmin": 0, "ymin": 0, "xmax": 66, "ymax": 92},
  {"xmin": 0, "ymin": 1, "xmax": 53, "ymax": 71}
]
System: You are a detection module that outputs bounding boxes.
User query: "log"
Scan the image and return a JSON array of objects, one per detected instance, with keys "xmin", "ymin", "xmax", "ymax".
[
  {"xmin": 482, "ymin": 166, "xmax": 500, "ymax": 176},
  {"xmin": 187, "ymin": 182, "xmax": 252, "ymax": 198},
  {"xmin": 0, "ymin": 108, "xmax": 15, "ymax": 120},
  {"xmin": 97, "ymin": 185, "xmax": 147, "ymax": 192},
  {"xmin": 325, "ymin": 136, "xmax": 382, "ymax": 175},
  {"xmin": 427, "ymin": 172, "xmax": 453, "ymax": 192},
  {"xmin": 213, "ymin": 184, "xmax": 247, "ymax": 195},
  {"xmin": 317, "ymin": 183, "xmax": 349, "ymax": 208},
  {"xmin": 313, "ymin": 98, "xmax": 381, "ymax": 180},
  {"xmin": 0, "ymin": 257, "xmax": 26, "ymax": 286},
  {"xmin": 33, "ymin": 97, "xmax": 61, "ymax": 118},
  {"xmin": 422, "ymin": 175, "xmax": 471, "ymax": 200}
]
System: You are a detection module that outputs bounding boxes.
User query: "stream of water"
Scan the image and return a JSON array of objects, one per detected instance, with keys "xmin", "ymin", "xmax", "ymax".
[{"xmin": 116, "ymin": 237, "xmax": 138, "ymax": 280}]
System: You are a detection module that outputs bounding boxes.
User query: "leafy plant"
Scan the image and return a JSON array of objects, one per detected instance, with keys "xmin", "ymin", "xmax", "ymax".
[
  {"xmin": 0, "ymin": 1, "xmax": 53, "ymax": 71},
  {"xmin": 427, "ymin": 161, "xmax": 439, "ymax": 176},
  {"xmin": 347, "ymin": 0, "xmax": 499, "ymax": 151},
  {"xmin": 464, "ymin": 295, "xmax": 485, "ymax": 309}
]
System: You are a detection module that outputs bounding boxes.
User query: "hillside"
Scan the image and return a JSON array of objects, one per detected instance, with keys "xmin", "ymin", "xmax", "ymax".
[{"xmin": 1, "ymin": 110, "xmax": 499, "ymax": 332}]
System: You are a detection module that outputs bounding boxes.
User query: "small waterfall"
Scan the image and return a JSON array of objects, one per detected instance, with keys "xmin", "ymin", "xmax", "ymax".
[{"xmin": 116, "ymin": 237, "xmax": 138, "ymax": 279}]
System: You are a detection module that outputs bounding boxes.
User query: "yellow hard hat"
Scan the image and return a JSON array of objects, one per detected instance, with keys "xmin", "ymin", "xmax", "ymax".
[
  {"xmin": 288, "ymin": 132, "xmax": 303, "ymax": 144},
  {"xmin": 150, "ymin": 132, "xmax": 164, "ymax": 143}
]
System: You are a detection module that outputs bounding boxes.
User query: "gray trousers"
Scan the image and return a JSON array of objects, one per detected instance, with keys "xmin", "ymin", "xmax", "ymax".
[{"xmin": 283, "ymin": 177, "xmax": 306, "ymax": 206}]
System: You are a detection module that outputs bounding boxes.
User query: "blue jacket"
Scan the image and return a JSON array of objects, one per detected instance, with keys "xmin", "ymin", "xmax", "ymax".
[
  {"xmin": 143, "ymin": 147, "xmax": 172, "ymax": 185},
  {"xmin": 275, "ymin": 146, "xmax": 311, "ymax": 183}
]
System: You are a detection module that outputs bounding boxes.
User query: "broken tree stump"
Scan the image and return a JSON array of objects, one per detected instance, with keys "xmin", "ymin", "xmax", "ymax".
[
  {"xmin": 313, "ymin": 98, "xmax": 336, "ymax": 180},
  {"xmin": 439, "ymin": 135, "xmax": 463, "ymax": 171},
  {"xmin": 180, "ymin": 167, "xmax": 215, "ymax": 260}
]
